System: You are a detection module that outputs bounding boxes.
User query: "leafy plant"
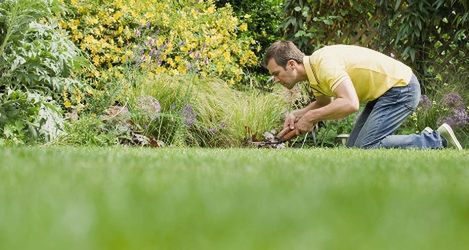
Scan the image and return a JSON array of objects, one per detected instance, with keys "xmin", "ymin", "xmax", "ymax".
[
  {"xmin": 55, "ymin": 114, "xmax": 118, "ymax": 146},
  {"xmin": 283, "ymin": 0, "xmax": 377, "ymax": 54},
  {"xmin": 0, "ymin": 0, "xmax": 89, "ymax": 144},
  {"xmin": 0, "ymin": 89, "xmax": 63, "ymax": 144}
]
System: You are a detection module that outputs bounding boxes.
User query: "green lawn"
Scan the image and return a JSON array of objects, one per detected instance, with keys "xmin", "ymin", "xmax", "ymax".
[{"xmin": 1, "ymin": 147, "xmax": 468, "ymax": 250}]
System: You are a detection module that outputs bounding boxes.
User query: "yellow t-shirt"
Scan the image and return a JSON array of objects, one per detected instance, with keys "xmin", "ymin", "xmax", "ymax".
[{"xmin": 303, "ymin": 45, "xmax": 413, "ymax": 102}]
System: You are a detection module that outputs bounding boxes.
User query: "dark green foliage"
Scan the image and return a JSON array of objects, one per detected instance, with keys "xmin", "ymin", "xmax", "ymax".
[
  {"xmin": 283, "ymin": 0, "xmax": 377, "ymax": 54},
  {"xmin": 282, "ymin": 1, "xmax": 468, "ymax": 86},
  {"xmin": 215, "ymin": 0, "xmax": 284, "ymax": 84},
  {"xmin": 377, "ymin": 0, "xmax": 468, "ymax": 89},
  {"xmin": 215, "ymin": 0, "xmax": 284, "ymax": 56}
]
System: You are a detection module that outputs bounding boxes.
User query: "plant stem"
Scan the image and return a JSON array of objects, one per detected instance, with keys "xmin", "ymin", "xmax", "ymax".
[
  {"xmin": 0, "ymin": 4, "xmax": 16, "ymax": 57},
  {"xmin": 0, "ymin": 26, "xmax": 12, "ymax": 57}
]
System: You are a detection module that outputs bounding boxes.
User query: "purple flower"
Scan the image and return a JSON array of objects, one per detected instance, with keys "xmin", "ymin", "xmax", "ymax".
[
  {"xmin": 442, "ymin": 92, "xmax": 464, "ymax": 108},
  {"xmin": 452, "ymin": 107, "xmax": 469, "ymax": 126},
  {"xmin": 139, "ymin": 54, "xmax": 146, "ymax": 63},
  {"xmin": 137, "ymin": 96, "xmax": 161, "ymax": 115},
  {"xmin": 208, "ymin": 127, "xmax": 218, "ymax": 134},
  {"xmin": 418, "ymin": 95, "xmax": 432, "ymax": 110},
  {"xmin": 181, "ymin": 104, "xmax": 196, "ymax": 126},
  {"xmin": 135, "ymin": 29, "xmax": 141, "ymax": 37},
  {"xmin": 438, "ymin": 107, "xmax": 469, "ymax": 128},
  {"xmin": 219, "ymin": 122, "xmax": 226, "ymax": 129},
  {"xmin": 147, "ymin": 38, "xmax": 155, "ymax": 47},
  {"xmin": 149, "ymin": 48, "xmax": 156, "ymax": 57}
]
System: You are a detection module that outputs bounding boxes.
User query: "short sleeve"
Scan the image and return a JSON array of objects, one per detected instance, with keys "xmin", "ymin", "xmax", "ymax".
[{"xmin": 316, "ymin": 57, "xmax": 349, "ymax": 92}]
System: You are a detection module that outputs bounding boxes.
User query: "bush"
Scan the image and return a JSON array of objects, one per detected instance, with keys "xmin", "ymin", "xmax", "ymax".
[
  {"xmin": 62, "ymin": 0, "xmax": 258, "ymax": 84},
  {"xmin": 129, "ymin": 73, "xmax": 288, "ymax": 147},
  {"xmin": 214, "ymin": 0, "xmax": 284, "ymax": 61},
  {"xmin": 56, "ymin": 114, "xmax": 118, "ymax": 146},
  {"xmin": 0, "ymin": 0, "xmax": 89, "ymax": 144},
  {"xmin": 0, "ymin": 90, "xmax": 64, "ymax": 144}
]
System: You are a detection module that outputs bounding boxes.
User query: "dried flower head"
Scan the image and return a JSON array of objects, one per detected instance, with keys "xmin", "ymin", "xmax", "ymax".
[
  {"xmin": 438, "ymin": 107, "xmax": 469, "ymax": 128},
  {"xmin": 181, "ymin": 104, "xmax": 196, "ymax": 126},
  {"xmin": 442, "ymin": 92, "xmax": 464, "ymax": 108}
]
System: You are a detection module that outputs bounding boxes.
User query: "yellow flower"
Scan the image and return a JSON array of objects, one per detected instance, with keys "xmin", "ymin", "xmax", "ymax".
[
  {"xmin": 73, "ymin": 90, "xmax": 82, "ymax": 104},
  {"xmin": 216, "ymin": 62, "xmax": 223, "ymax": 73},
  {"xmin": 239, "ymin": 23, "xmax": 248, "ymax": 32},
  {"xmin": 144, "ymin": 12, "xmax": 154, "ymax": 19},
  {"xmin": 206, "ymin": 6, "xmax": 215, "ymax": 14},
  {"xmin": 92, "ymin": 56, "xmax": 100, "ymax": 66},
  {"xmin": 59, "ymin": 20, "xmax": 67, "ymax": 29},
  {"xmin": 223, "ymin": 51, "xmax": 231, "ymax": 62},
  {"xmin": 113, "ymin": 11, "xmax": 124, "ymax": 20},
  {"xmin": 64, "ymin": 100, "xmax": 72, "ymax": 108},
  {"xmin": 117, "ymin": 26, "xmax": 124, "ymax": 35},
  {"xmin": 85, "ymin": 17, "xmax": 99, "ymax": 25}
]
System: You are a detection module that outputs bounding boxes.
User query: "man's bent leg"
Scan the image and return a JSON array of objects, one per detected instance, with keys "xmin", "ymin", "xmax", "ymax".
[
  {"xmin": 353, "ymin": 76, "xmax": 444, "ymax": 149},
  {"xmin": 346, "ymin": 100, "xmax": 376, "ymax": 147}
]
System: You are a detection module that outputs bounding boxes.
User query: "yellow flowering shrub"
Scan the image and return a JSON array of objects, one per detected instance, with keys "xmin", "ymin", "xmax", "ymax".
[{"xmin": 61, "ymin": 0, "xmax": 258, "ymax": 83}]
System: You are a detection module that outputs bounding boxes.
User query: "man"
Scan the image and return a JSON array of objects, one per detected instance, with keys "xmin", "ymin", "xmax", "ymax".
[{"xmin": 264, "ymin": 41, "xmax": 462, "ymax": 150}]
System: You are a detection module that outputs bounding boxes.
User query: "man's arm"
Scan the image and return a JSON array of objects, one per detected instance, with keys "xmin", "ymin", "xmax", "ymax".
[
  {"xmin": 303, "ymin": 77, "xmax": 359, "ymax": 122},
  {"xmin": 280, "ymin": 95, "xmax": 331, "ymax": 134},
  {"xmin": 292, "ymin": 96, "xmax": 332, "ymax": 117},
  {"xmin": 279, "ymin": 77, "xmax": 359, "ymax": 140}
]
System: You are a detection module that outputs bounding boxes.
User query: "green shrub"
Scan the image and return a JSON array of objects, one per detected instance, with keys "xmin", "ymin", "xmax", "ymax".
[
  {"xmin": 0, "ymin": 90, "xmax": 63, "ymax": 144},
  {"xmin": 0, "ymin": 0, "xmax": 89, "ymax": 144},
  {"xmin": 56, "ymin": 115, "xmax": 118, "ymax": 146}
]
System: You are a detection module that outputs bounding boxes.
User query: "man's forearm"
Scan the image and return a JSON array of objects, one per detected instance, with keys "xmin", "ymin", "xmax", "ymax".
[
  {"xmin": 292, "ymin": 100, "xmax": 327, "ymax": 117},
  {"xmin": 303, "ymin": 97, "xmax": 358, "ymax": 123}
]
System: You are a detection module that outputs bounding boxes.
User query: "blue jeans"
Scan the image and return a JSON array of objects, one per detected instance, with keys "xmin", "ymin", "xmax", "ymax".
[{"xmin": 346, "ymin": 75, "xmax": 444, "ymax": 149}]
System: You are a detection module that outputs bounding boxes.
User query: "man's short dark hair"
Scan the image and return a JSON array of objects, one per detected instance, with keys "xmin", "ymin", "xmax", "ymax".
[{"xmin": 262, "ymin": 41, "xmax": 305, "ymax": 68}]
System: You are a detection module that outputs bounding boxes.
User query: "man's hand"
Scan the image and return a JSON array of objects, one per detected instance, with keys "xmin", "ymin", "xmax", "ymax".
[
  {"xmin": 277, "ymin": 114, "xmax": 316, "ymax": 142},
  {"xmin": 277, "ymin": 112, "xmax": 300, "ymax": 141},
  {"xmin": 283, "ymin": 112, "xmax": 298, "ymax": 130},
  {"xmin": 294, "ymin": 115, "xmax": 316, "ymax": 134}
]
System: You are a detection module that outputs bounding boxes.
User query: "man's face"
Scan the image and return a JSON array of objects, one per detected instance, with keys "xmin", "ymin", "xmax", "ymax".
[{"xmin": 266, "ymin": 58, "xmax": 298, "ymax": 89}]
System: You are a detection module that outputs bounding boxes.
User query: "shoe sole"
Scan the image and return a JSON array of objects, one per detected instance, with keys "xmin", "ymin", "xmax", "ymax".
[{"xmin": 438, "ymin": 123, "xmax": 463, "ymax": 150}]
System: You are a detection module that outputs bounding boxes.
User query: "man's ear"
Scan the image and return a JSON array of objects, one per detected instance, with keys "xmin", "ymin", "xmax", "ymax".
[{"xmin": 287, "ymin": 59, "xmax": 297, "ymax": 70}]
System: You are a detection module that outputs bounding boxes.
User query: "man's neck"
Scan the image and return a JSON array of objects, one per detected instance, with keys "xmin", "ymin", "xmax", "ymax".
[{"xmin": 296, "ymin": 63, "xmax": 308, "ymax": 82}]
